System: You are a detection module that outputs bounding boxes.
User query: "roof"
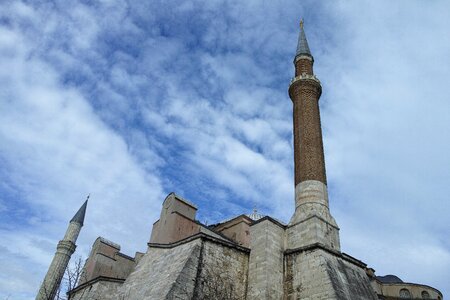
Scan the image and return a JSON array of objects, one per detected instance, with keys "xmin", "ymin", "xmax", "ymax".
[
  {"xmin": 167, "ymin": 192, "xmax": 198, "ymax": 209},
  {"xmin": 246, "ymin": 208, "xmax": 264, "ymax": 221},
  {"xmin": 295, "ymin": 19, "xmax": 312, "ymax": 58},
  {"xmin": 376, "ymin": 275, "xmax": 404, "ymax": 284},
  {"xmin": 70, "ymin": 197, "xmax": 88, "ymax": 226}
]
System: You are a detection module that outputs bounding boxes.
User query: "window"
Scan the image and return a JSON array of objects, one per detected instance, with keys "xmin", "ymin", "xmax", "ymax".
[
  {"xmin": 421, "ymin": 291, "xmax": 430, "ymax": 299},
  {"xmin": 399, "ymin": 288, "xmax": 411, "ymax": 298}
]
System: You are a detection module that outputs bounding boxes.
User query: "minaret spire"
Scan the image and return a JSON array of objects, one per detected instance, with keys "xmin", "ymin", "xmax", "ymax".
[
  {"xmin": 71, "ymin": 194, "xmax": 89, "ymax": 225},
  {"xmin": 36, "ymin": 197, "xmax": 88, "ymax": 300},
  {"xmin": 295, "ymin": 18, "xmax": 312, "ymax": 59}
]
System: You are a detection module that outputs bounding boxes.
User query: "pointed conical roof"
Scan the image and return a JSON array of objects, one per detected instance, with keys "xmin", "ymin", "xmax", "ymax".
[
  {"xmin": 70, "ymin": 196, "xmax": 89, "ymax": 226},
  {"xmin": 295, "ymin": 19, "xmax": 312, "ymax": 58}
]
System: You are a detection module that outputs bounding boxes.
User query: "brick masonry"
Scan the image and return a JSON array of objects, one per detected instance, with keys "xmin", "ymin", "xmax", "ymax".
[{"xmin": 289, "ymin": 70, "xmax": 326, "ymax": 186}]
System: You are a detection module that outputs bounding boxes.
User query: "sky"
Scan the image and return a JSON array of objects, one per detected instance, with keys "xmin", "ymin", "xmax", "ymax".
[{"xmin": 0, "ymin": 0, "xmax": 449, "ymax": 299}]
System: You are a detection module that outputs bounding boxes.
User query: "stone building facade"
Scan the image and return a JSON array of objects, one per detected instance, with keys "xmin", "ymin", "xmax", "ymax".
[{"xmin": 52, "ymin": 22, "xmax": 445, "ymax": 300}]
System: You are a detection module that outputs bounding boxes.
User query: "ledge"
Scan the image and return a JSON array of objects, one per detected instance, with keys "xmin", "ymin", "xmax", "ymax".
[
  {"xmin": 288, "ymin": 214, "xmax": 340, "ymax": 230},
  {"xmin": 250, "ymin": 215, "xmax": 287, "ymax": 229},
  {"xmin": 285, "ymin": 242, "xmax": 368, "ymax": 269},
  {"xmin": 68, "ymin": 276, "xmax": 125, "ymax": 295},
  {"xmin": 294, "ymin": 54, "xmax": 313, "ymax": 63},
  {"xmin": 289, "ymin": 73, "xmax": 321, "ymax": 86},
  {"xmin": 148, "ymin": 232, "xmax": 250, "ymax": 253}
]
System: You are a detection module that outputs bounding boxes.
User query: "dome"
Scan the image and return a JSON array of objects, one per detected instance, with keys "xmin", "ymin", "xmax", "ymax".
[{"xmin": 247, "ymin": 208, "xmax": 265, "ymax": 221}]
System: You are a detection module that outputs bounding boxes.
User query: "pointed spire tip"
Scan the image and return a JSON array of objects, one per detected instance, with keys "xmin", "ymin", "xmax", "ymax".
[
  {"xmin": 70, "ymin": 196, "xmax": 89, "ymax": 226},
  {"xmin": 295, "ymin": 18, "xmax": 312, "ymax": 58}
]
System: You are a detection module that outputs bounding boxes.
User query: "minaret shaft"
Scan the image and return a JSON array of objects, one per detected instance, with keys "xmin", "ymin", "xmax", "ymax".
[
  {"xmin": 292, "ymin": 78, "xmax": 326, "ymax": 186},
  {"xmin": 291, "ymin": 27, "xmax": 326, "ymax": 186},
  {"xmin": 36, "ymin": 223, "xmax": 80, "ymax": 300},
  {"xmin": 36, "ymin": 199, "xmax": 87, "ymax": 300}
]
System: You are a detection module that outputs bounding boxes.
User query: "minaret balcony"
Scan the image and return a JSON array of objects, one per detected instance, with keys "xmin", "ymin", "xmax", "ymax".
[
  {"xmin": 289, "ymin": 73, "xmax": 321, "ymax": 87},
  {"xmin": 289, "ymin": 73, "xmax": 322, "ymax": 99}
]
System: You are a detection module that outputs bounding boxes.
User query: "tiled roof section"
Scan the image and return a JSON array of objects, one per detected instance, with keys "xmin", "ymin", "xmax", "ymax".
[
  {"xmin": 70, "ymin": 197, "xmax": 88, "ymax": 226},
  {"xmin": 295, "ymin": 19, "xmax": 312, "ymax": 58}
]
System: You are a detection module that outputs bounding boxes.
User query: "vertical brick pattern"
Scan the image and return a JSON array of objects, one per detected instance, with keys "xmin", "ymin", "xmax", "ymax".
[
  {"xmin": 295, "ymin": 58, "xmax": 313, "ymax": 76},
  {"xmin": 290, "ymin": 78, "xmax": 326, "ymax": 186}
]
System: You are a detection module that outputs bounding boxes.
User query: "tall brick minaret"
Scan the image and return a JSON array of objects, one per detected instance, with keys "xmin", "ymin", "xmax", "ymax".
[
  {"xmin": 36, "ymin": 198, "xmax": 88, "ymax": 300},
  {"xmin": 286, "ymin": 20, "xmax": 340, "ymax": 251}
]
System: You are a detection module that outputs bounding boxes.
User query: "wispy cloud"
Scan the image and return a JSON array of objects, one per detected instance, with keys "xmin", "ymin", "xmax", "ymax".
[{"xmin": 0, "ymin": 0, "xmax": 449, "ymax": 298}]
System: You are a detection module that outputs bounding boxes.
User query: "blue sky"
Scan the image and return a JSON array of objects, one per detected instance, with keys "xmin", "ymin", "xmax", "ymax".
[{"xmin": 0, "ymin": 0, "xmax": 449, "ymax": 299}]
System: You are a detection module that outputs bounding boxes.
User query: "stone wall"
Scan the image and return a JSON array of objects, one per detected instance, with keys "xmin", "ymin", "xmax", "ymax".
[
  {"xmin": 119, "ymin": 234, "xmax": 249, "ymax": 300},
  {"xmin": 247, "ymin": 218, "xmax": 285, "ymax": 300},
  {"xmin": 287, "ymin": 180, "xmax": 340, "ymax": 251},
  {"xmin": 79, "ymin": 237, "xmax": 136, "ymax": 284},
  {"xmin": 193, "ymin": 239, "xmax": 249, "ymax": 299},
  {"xmin": 213, "ymin": 215, "xmax": 253, "ymax": 247},
  {"xmin": 69, "ymin": 278, "xmax": 123, "ymax": 300},
  {"xmin": 372, "ymin": 280, "xmax": 443, "ymax": 300},
  {"xmin": 285, "ymin": 247, "xmax": 378, "ymax": 300},
  {"xmin": 120, "ymin": 239, "xmax": 202, "ymax": 299},
  {"xmin": 150, "ymin": 193, "xmax": 201, "ymax": 245},
  {"xmin": 287, "ymin": 214, "xmax": 340, "ymax": 251}
]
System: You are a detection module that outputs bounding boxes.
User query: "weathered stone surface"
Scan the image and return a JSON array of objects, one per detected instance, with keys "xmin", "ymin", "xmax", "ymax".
[
  {"xmin": 117, "ymin": 235, "xmax": 249, "ymax": 300},
  {"xmin": 69, "ymin": 279, "xmax": 123, "ymax": 300},
  {"xmin": 288, "ymin": 180, "xmax": 340, "ymax": 251},
  {"xmin": 247, "ymin": 219, "xmax": 285, "ymax": 300},
  {"xmin": 285, "ymin": 248, "xmax": 378, "ymax": 300},
  {"xmin": 193, "ymin": 239, "xmax": 249, "ymax": 300},
  {"xmin": 80, "ymin": 237, "xmax": 136, "ymax": 285},
  {"xmin": 120, "ymin": 239, "xmax": 202, "ymax": 299}
]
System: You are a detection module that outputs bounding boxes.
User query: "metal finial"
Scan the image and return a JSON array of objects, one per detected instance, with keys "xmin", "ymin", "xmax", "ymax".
[
  {"xmin": 86, "ymin": 193, "xmax": 90, "ymax": 201},
  {"xmin": 300, "ymin": 19, "xmax": 304, "ymax": 29}
]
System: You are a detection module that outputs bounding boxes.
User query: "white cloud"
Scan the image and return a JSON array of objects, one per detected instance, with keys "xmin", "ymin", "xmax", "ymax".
[
  {"xmin": 0, "ymin": 0, "xmax": 449, "ymax": 298},
  {"xmin": 0, "ymin": 4, "xmax": 165, "ymax": 298}
]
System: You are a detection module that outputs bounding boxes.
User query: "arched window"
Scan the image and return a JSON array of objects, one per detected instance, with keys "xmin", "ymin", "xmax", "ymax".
[
  {"xmin": 399, "ymin": 288, "xmax": 411, "ymax": 298},
  {"xmin": 421, "ymin": 291, "xmax": 430, "ymax": 299}
]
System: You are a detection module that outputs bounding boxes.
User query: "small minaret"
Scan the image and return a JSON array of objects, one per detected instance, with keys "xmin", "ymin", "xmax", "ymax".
[
  {"xmin": 36, "ymin": 198, "xmax": 88, "ymax": 300},
  {"xmin": 287, "ymin": 20, "xmax": 340, "ymax": 251}
]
